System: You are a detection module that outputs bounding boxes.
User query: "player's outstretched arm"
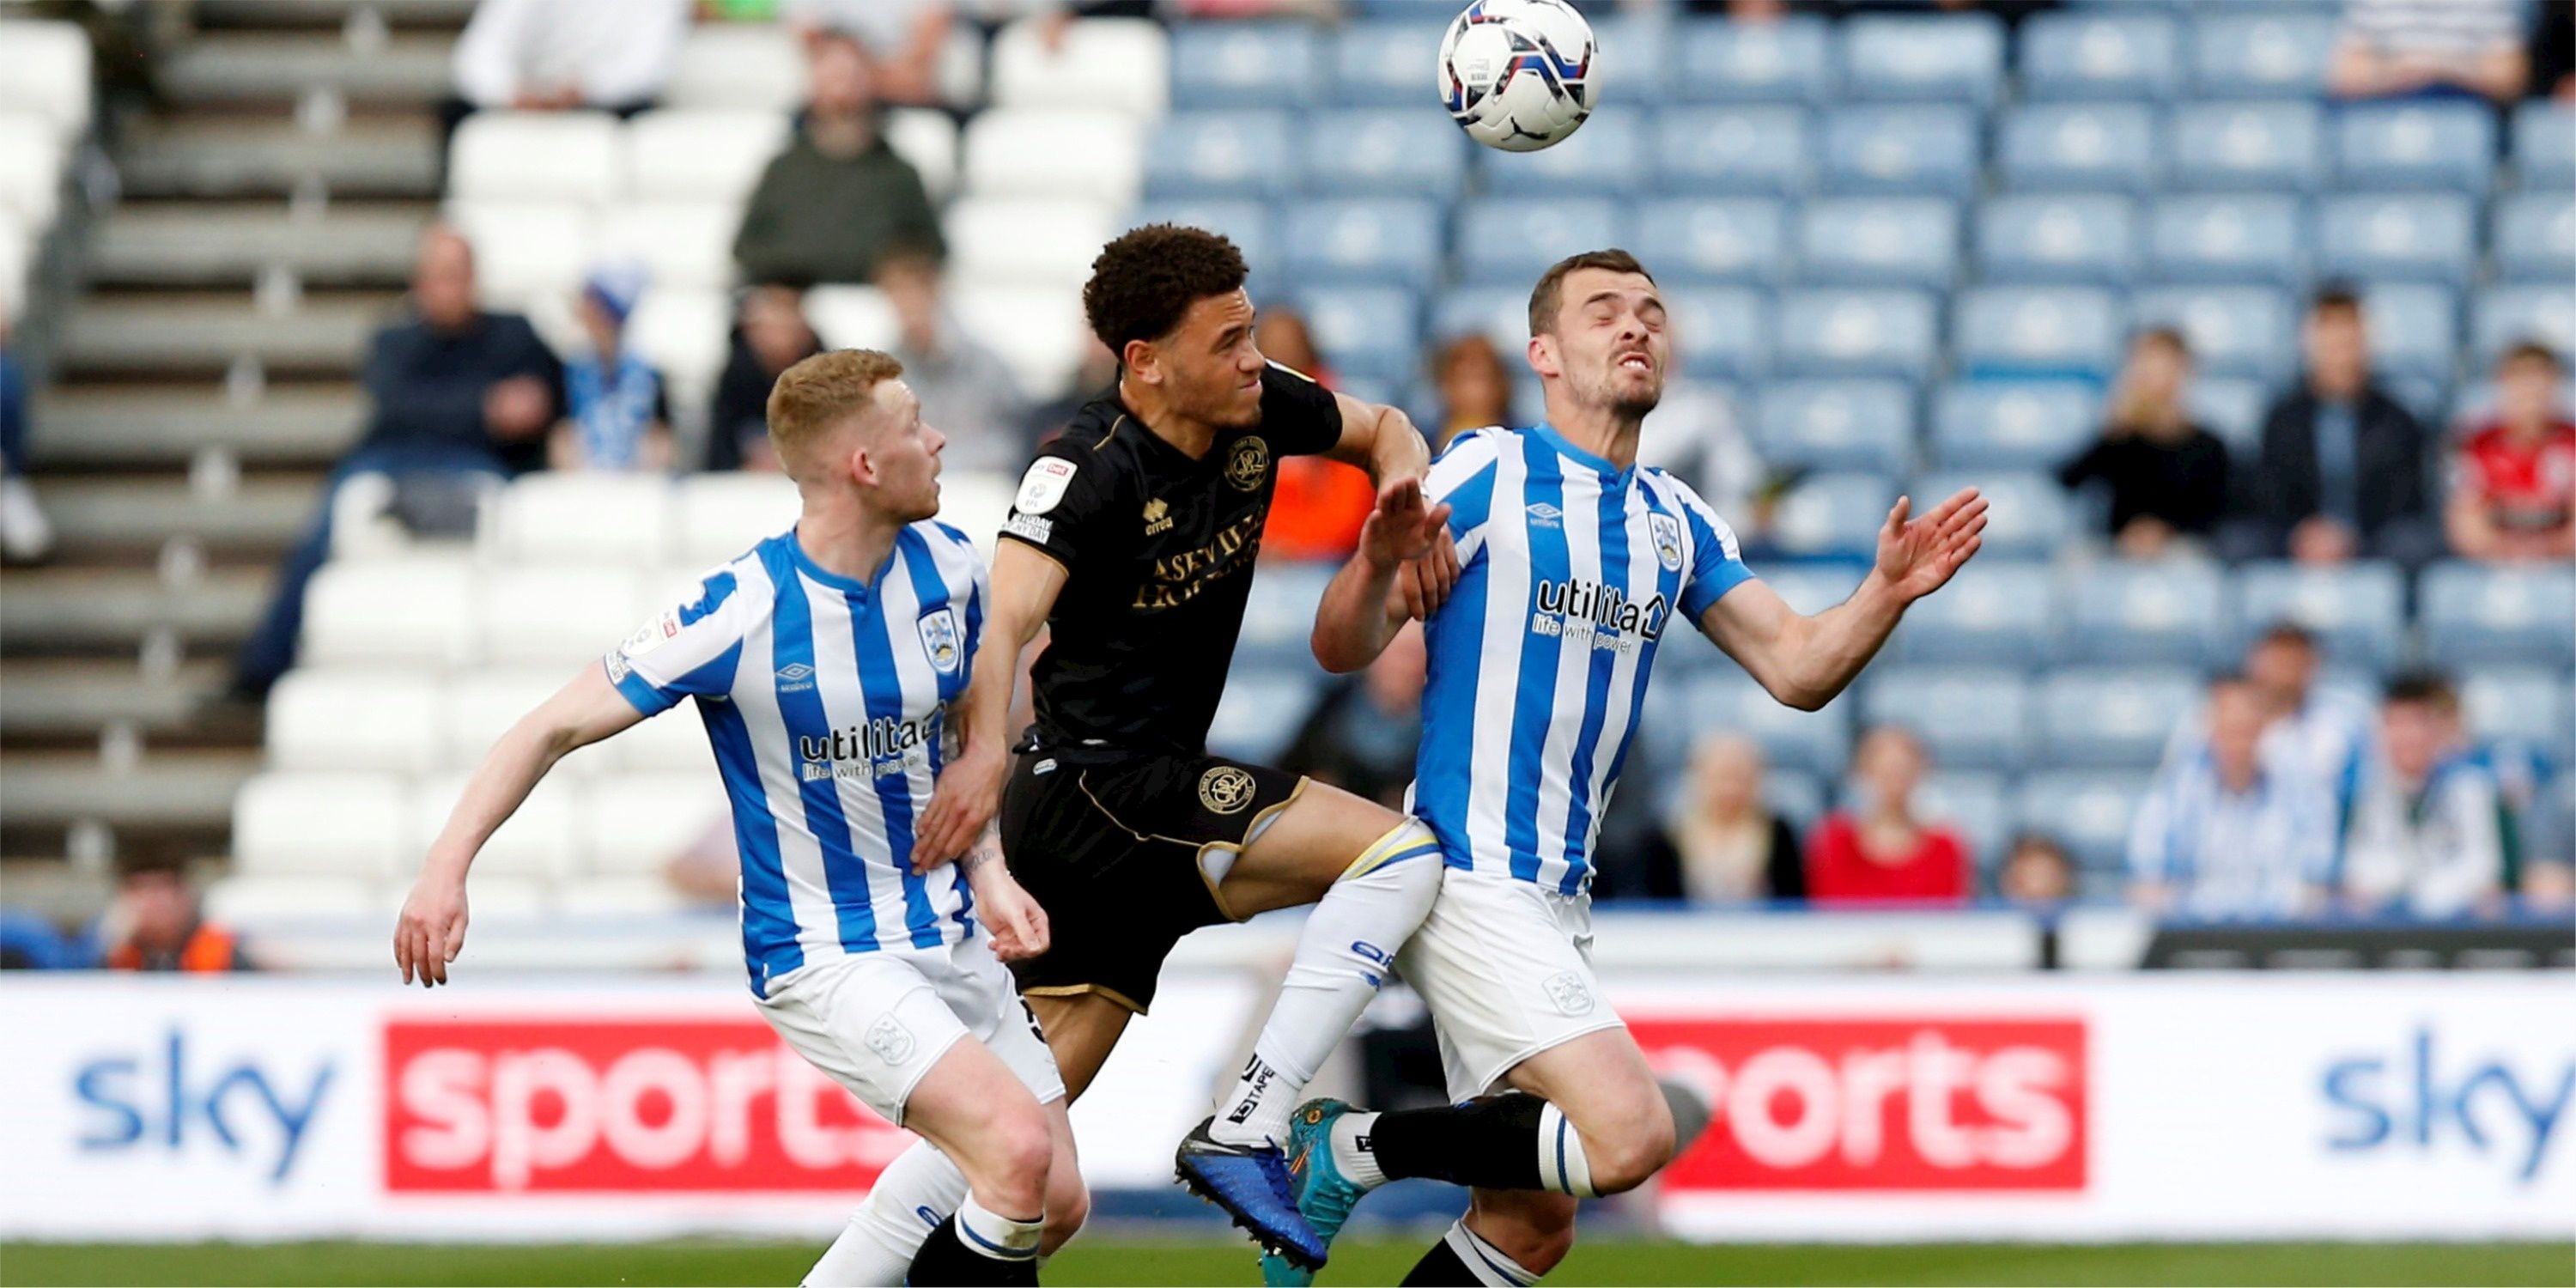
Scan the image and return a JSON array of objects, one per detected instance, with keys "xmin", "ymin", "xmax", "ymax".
[
  {"xmin": 394, "ymin": 663, "xmax": 645, "ymax": 987},
  {"xmin": 1312, "ymin": 476, "xmax": 1452, "ymax": 673},
  {"xmin": 1327, "ymin": 392, "xmax": 1459, "ymax": 620},
  {"xmin": 914, "ymin": 539, "xmax": 1067, "ymax": 871},
  {"xmin": 1699, "ymin": 488, "xmax": 1987, "ymax": 711}
]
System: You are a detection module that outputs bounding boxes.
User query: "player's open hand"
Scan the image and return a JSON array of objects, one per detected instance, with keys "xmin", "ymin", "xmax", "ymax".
[
  {"xmin": 1874, "ymin": 487, "xmax": 1988, "ymax": 603},
  {"xmin": 916, "ymin": 743, "xmax": 1006, "ymax": 873},
  {"xmin": 975, "ymin": 867, "xmax": 1051, "ymax": 963},
  {"xmin": 393, "ymin": 872, "xmax": 469, "ymax": 987},
  {"xmin": 1360, "ymin": 477, "xmax": 1459, "ymax": 619}
]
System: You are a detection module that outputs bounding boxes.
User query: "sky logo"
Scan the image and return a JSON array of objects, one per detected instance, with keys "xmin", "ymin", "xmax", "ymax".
[
  {"xmin": 72, "ymin": 1029, "xmax": 335, "ymax": 1184},
  {"xmin": 2321, "ymin": 1025, "xmax": 2574, "ymax": 1182}
]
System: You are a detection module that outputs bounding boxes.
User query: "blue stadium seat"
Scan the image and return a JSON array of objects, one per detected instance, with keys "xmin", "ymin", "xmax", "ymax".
[
  {"xmin": 2494, "ymin": 192, "xmax": 2576, "ymax": 283},
  {"xmin": 1772, "ymin": 471, "xmax": 1900, "ymax": 557},
  {"xmin": 2147, "ymin": 194, "xmax": 2306, "ymax": 287},
  {"xmin": 1666, "ymin": 286, "xmax": 1771, "ymax": 381},
  {"xmin": 1777, "ymin": 288, "xmax": 1941, "ymax": 379},
  {"xmin": 1283, "ymin": 199, "xmax": 1443, "ymax": 290},
  {"xmin": 2472, "ymin": 285, "xmax": 2576, "ymax": 366},
  {"xmin": 2513, "ymin": 100, "xmax": 2576, "ymax": 190},
  {"xmin": 2020, "ymin": 10, "xmax": 2180, "ymax": 100},
  {"xmin": 1297, "ymin": 110, "xmax": 1466, "ymax": 198},
  {"xmin": 2189, "ymin": 375, "xmax": 2271, "ymax": 453},
  {"xmin": 1761, "ymin": 565, "xmax": 1868, "ymax": 617},
  {"xmin": 1207, "ymin": 666, "xmax": 1326, "ymax": 765},
  {"xmin": 1931, "ymin": 381, "xmax": 2098, "ymax": 471},
  {"xmin": 1953, "ymin": 286, "xmax": 2124, "ymax": 380},
  {"xmin": 1479, "ymin": 108, "xmax": 1645, "ymax": 196},
  {"xmin": 2335, "ymin": 103, "xmax": 2495, "ymax": 191},
  {"xmin": 1997, "ymin": 102, "xmax": 2160, "ymax": 194},
  {"xmin": 2130, "ymin": 285, "xmax": 2296, "ymax": 380},
  {"xmin": 1143, "ymin": 112, "xmax": 1295, "ymax": 199},
  {"xmin": 1295, "ymin": 287, "xmax": 1421, "ymax": 385},
  {"xmin": 1654, "ymin": 106, "xmax": 1810, "ymax": 197},
  {"xmin": 1819, "ymin": 104, "xmax": 1981, "ymax": 197},
  {"xmin": 1911, "ymin": 772, "xmax": 2014, "ymax": 869},
  {"xmin": 1635, "ymin": 197, "xmax": 1788, "ymax": 287},
  {"xmin": 1916, "ymin": 470, "xmax": 2072, "ymax": 561},
  {"xmin": 2358, "ymin": 283, "xmax": 2460, "ymax": 385},
  {"xmin": 2167, "ymin": 102, "xmax": 2324, "ymax": 191},
  {"xmin": 2189, "ymin": 9, "xmax": 2338, "ymax": 98},
  {"xmin": 1455, "ymin": 198, "xmax": 1625, "ymax": 285},
  {"xmin": 1839, "ymin": 14, "xmax": 2005, "ymax": 105},
  {"xmin": 1674, "ymin": 15, "xmax": 1833, "ymax": 103},
  {"xmin": 2234, "ymin": 561, "xmax": 2409, "ymax": 671},
  {"xmin": 1754, "ymin": 379, "xmax": 1917, "ymax": 473},
  {"xmin": 1666, "ymin": 673, "xmax": 1856, "ymax": 778},
  {"xmin": 2014, "ymin": 770, "xmax": 2154, "ymax": 873},
  {"xmin": 1133, "ymin": 198, "xmax": 1276, "ymax": 284},
  {"xmin": 1431, "ymin": 285, "xmax": 1527, "ymax": 355},
  {"xmin": 1765, "ymin": 767, "xmax": 1832, "ymax": 832},
  {"xmin": 1589, "ymin": 12, "xmax": 1677, "ymax": 107},
  {"xmin": 1234, "ymin": 561, "xmax": 1337, "ymax": 669},
  {"xmin": 1331, "ymin": 20, "xmax": 1449, "ymax": 106},
  {"xmin": 2460, "ymin": 669, "xmax": 2576, "ymax": 771},
  {"xmin": 1860, "ymin": 666, "xmax": 2032, "ymax": 771},
  {"xmin": 2421, "ymin": 562, "xmax": 2576, "ymax": 670},
  {"xmin": 1796, "ymin": 197, "xmax": 1962, "ymax": 288},
  {"xmin": 2037, "ymin": 666, "xmax": 2202, "ymax": 769},
  {"xmin": 2060, "ymin": 559, "xmax": 2233, "ymax": 666},
  {"xmin": 1883, "ymin": 559, "xmax": 2057, "ymax": 667},
  {"xmin": 1170, "ymin": 22, "xmax": 1322, "ymax": 109},
  {"xmin": 1977, "ymin": 193, "xmax": 2140, "ymax": 286},
  {"xmin": 2317, "ymin": 192, "xmax": 2477, "ymax": 286}
]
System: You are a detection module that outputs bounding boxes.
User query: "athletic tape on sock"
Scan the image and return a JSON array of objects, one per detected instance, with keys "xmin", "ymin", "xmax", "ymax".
[
  {"xmin": 1344, "ymin": 818, "xmax": 1443, "ymax": 880},
  {"xmin": 955, "ymin": 1194, "xmax": 1042, "ymax": 1262},
  {"xmin": 1535, "ymin": 1102, "xmax": 1599, "ymax": 1199},
  {"xmin": 1444, "ymin": 1219, "xmax": 1538, "ymax": 1288}
]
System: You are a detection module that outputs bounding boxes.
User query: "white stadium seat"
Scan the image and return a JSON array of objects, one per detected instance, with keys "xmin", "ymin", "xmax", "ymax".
[
  {"xmin": 886, "ymin": 108, "xmax": 961, "ymax": 201},
  {"xmin": 439, "ymin": 668, "xmax": 600, "ymax": 772},
  {"xmin": 0, "ymin": 20, "xmax": 94, "ymax": 142},
  {"xmin": 624, "ymin": 287, "xmax": 732, "ymax": 416},
  {"xmin": 806, "ymin": 284, "xmax": 898, "ymax": 350},
  {"xmin": 204, "ymin": 875, "xmax": 375, "ymax": 923},
  {"xmin": 673, "ymin": 473, "xmax": 799, "ymax": 568},
  {"xmin": 265, "ymin": 668, "xmax": 442, "ymax": 773},
  {"xmin": 935, "ymin": 469, "xmax": 1014, "ymax": 562},
  {"xmin": 411, "ymin": 770, "xmax": 581, "ymax": 880},
  {"xmin": 0, "ymin": 115, "xmax": 64, "ymax": 231},
  {"xmin": 445, "ymin": 200, "xmax": 594, "ymax": 308},
  {"xmin": 448, "ymin": 111, "xmax": 623, "ymax": 204},
  {"xmin": 623, "ymin": 108, "xmax": 787, "ymax": 204},
  {"xmin": 665, "ymin": 24, "xmax": 808, "ymax": 112},
  {"xmin": 562, "ymin": 876, "xmax": 695, "ymax": 917},
  {"xmin": 599, "ymin": 202, "xmax": 742, "ymax": 293},
  {"xmin": 945, "ymin": 197, "xmax": 1117, "ymax": 289},
  {"xmin": 232, "ymin": 771, "xmax": 411, "ymax": 879},
  {"xmin": 991, "ymin": 17, "xmax": 1169, "ymax": 117},
  {"xmin": 963, "ymin": 110, "xmax": 1143, "ymax": 204},
  {"xmin": 579, "ymin": 773, "xmax": 731, "ymax": 876},
  {"xmin": 487, "ymin": 472, "xmax": 673, "ymax": 565},
  {"xmin": 0, "ymin": 210, "xmax": 26, "ymax": 322},
  {"xmin": 477, "ymin": 563, "xmax": 647, "ymax": 667},
  {"xmin": 301, "ymin": 554, "xmax": 477, "ymax": 666},
  {"xmin": 953, "ymin": 283, "xmax": 1095, "ymax": 407}
]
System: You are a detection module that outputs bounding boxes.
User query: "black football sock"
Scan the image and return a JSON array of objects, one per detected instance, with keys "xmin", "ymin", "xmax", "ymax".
[
  {"xmin": 1400, "ymin": 1236, "xmax": 1481, "ymax": 1287},
  {"xmin": 1402, "ymin": 1218, "xmax": 1544, "ymax": 1287},
  {"xmin": 902, "ymin": 1212, "xmax": 1039, "ymax": 1287},
  {"xmin": 1365, "ymin": 1091, "xmax": 1548, "ymax": 1190}
]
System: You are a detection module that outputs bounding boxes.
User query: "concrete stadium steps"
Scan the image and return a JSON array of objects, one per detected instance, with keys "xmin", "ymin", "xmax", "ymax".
[
  {"xmin": 26, "ymin": 476, "xmax": 322, "ymax": 559},
  {"xmin": 56, "ymin": 291, "xmax": 393, "ymax": 378},
  {"xmin": 0, "ymin": 660, "xmax": 236, "ymax": 742},
  {"xmin": 194, "ymin": 0, "xmax": 477, "ymax": 29},
  {"xmin": 88, "ymin": 203, "xmax": 428, "ymax": 289},
  {"xmin": 0, "ymin": 750, "xmax": 258, "ymax": 849},
  {"xmin": 117, "ymin": 119, "xmax": 441, "ymax": 200},
  {"xmin": 0, "ymin": 568, "xmax": 270, "ymax": 655},
  {"xmin": 28, "ymin": 386, "xmax": 362, "ymax": 469},
  {"xmin": 160, "ymin": 34, "xmax": 455, "ymax": 108}
]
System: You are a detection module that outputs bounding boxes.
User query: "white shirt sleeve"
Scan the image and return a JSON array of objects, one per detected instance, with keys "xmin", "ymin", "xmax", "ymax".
[
  {"xmin": 451, "ymin": 0, "xmax": 538, "ymax": 106},
  {"xmin": 604, "ymin": 570, "xmax": 752, "ymax": 717}
]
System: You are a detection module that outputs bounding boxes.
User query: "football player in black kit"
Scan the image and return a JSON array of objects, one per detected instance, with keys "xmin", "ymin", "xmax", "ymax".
[{"xmin": 816, "ymin": 223, "xmax": 1462, "ymax": 1277}]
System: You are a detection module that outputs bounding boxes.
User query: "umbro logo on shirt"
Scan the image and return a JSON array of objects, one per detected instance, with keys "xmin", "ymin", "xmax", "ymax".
[
  {"xmin": 1525, "ymin": 502, "xmax": 1563, "ymax": 527},
  {"xmin": 775, "ymin": 663, "xmax": 815, "ymax": 693}
]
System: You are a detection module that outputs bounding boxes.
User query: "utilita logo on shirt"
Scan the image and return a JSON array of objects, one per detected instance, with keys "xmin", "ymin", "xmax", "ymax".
[
  {"xmin": 1530, "ymin": 578, "xmax": 1668, "ymax": 652},
  {"xmin": 384, "ymin": 1018, "xmax": 910, "ymax": 1193},
  {"xmin": 1632, "ymin": 1017, "xmax": 2087, "ymax": 1191},
  {"xmin": 797, "ymin": 711, "xmax": 940, "ymax": 781}
]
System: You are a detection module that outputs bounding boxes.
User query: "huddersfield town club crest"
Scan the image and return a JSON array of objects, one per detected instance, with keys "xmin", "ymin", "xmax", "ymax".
[
  {"xmin": 916, "ymin": 608, "xmax": 963, "ymax": 675},
  {"xmin": 1647, "ymin": 513, "xmax": 1684, "ymax": 572}
]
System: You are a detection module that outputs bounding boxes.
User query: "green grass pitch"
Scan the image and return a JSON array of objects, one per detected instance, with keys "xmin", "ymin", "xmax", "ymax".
[{"xmin": 3, "ymin": 1239, "xmax": 2569, "ymax": 1286}]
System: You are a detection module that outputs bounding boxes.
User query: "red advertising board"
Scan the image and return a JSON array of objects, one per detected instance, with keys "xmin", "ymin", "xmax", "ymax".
[{"xmin": 1630, "ymin": 1017, "xmax": 2087, "ymax": 1191}]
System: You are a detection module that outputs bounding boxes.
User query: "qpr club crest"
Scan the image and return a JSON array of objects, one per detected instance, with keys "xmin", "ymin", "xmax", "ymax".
[
  {"xmin": 1647, "ymin": 513, "xmax": 1685, "ymax": 572},
  {"xmin": 1224, "ymin": 436, "xmax": 1270, "ymax": 492},
  {"xmin": 916, "ymin": 607, "xmax": 963, "ymax": 675}
]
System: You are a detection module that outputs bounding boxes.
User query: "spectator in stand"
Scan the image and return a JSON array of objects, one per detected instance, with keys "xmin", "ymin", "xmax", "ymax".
[
  {"xmin": 444, "ymin": 0, "xmax": 688, "ymax": 144},
  {"xmin": 2166, "ymin": 623, "xmax": 2375, "ymax": 848},
  {"xmin": 0, "ymin": 313, "xmax": 52, "ymax": 565},
  {"xmin": 2129, "ymin": 675, "xmax": 2336, "ymax": 920},
  {"xmin": 1279, "ymin": 621, "xmax": 1426, "ymax": 812},
  {"xmin": 97, "ymin": 859, "xmax": 252, "ymax": 973},
  {"xmin": 2328, "ymin": 0, "xmax": 2528, "ymax": 103},
  {"xmin": 233, "ymin": 227, "xmax": 561, "ymax": 697},
  {"xmin": 1255, "ymin": 307, "xmax": 1374, "ymax": 562},
  {"xmin": 2243, "ymin": 287, "xmax": 2438, "ymax": 568},
  {"xmin": 877, "ymin": 249, "xmax": 1028, "ymax": 477},
  {"xmin": 2532, "ymin": 0, "xmax": 2574, "ymax": 99},
  {"xmin": 2058, "ymin": 328, "xmax": 2231, "ymax": 559},
  {"xmin": 1806, "ymin": 726, "xmax": 1970, "ymax": 905},
  {"xmin": 2446, "ymin": 342, "xmax": 2576, "ymax": 562},
  {"xmin": 731, "ymin": 32, "xmax": 945, "ymax": 289},
  {"xmin": 779, "ymin": 0, "xmax": 956, "ymax": 106},
  {"xmin": 1430, "ymin": 332, "xmax": 1515, "ymax": 451},
  {"xmin": 1997, "ymin": 833, "xmax": 2076, "ymax": 908},
  {"xmin": 704, "ymin": 285, "xmax": 822, "ymax": 472},
  {"xmin": 550, "ymin": 264, "xmax": 671, "ymax": 472},
  {"xmin": 1640, "ymin": 377, "xmax": 1771, "ymax": 545},
  {"xmin": 1638, "ymin": 732, "xmax": 1805, "ymax": 903},
  {"xmin": 2342, "ymin": 673, "xmax": 2515, "ymax": 918}
]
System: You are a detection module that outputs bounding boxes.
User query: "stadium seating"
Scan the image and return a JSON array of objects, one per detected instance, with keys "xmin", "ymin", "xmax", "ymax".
[
  {"xmin": 2037, "ymin": 667, "xmax": 2202, "ymax": 769},
  {"xmin": 2166, "ymin": 101, "xmax": 2324, "ymax": 191},
  {"xmin": 1674, "ymin": 15, "xmax": 1833, "ymax": 104},
  {"xmin": 1953, "ymin": 286, "xmax": 2124, "ymax": 380},
  {"xmin": 2060, "ymin": 559, "xmax": 2233, "ymax": 667},
  {"xmin": 1996, "ymin": 102, "xmax": 2160, "ymax": 194},
  {"xmin": 990, "ymin": 17, "xmax": 1168, "ymax": 116},
  {"xmin": 1170, "ymin": 21, "xmax": 1322, "ymax": 109},
  {"xmin": 1840, "ymin": 14, "xmax": 2004, "ymax": 106},
  {"xmin": 1776, "ymin": 289, "xmax": 1941, "ymax": 379},
  {"xmin": 1797, "ymin": 197, "xmax": 1960, "ymax": 289},
  {"xmin": 2235, "ymin": 562, "xmax": 2409, "ymax": 671},
  {"xmin": 1931, "ymin": 381, "xmax": 2098, "ymax": 471},
  {"xmin": 1637, "ymin": 198, "xmax": 1789, "ymax": 286},
  {"xmin": 1656, "ymin": 106, "xmax": 1810, "ymax": 196},
  {"xmin": 2514, "ymin": 101, "xmax": 2576, "ymax": 189},
  {"xmin": 1882, "ymin": 560, "xmax": 2056, "ymax": 668},
  {"xmin": 2186, "ymin": 8, "xmax": 2338, "ymax": 98},
  {"xmin": 1860, "ymin": 667, "xmax": 2032, "ymax": 771},
  {"xmin": 2334, "ymin": 102, "xmax": 2494, "ymax": 191},
  {"xmin": 2020, "ymin": 9, "xmax": 2179, "ymax": 100},
  {"xmin": 1977, "ymin": 194, "xmax": 2141, "ymax": 288},
  {"xmin": 2421, "ymin": 562, "xmax": 2576, "ymax": 669},
  {"xmin": 1755, "ymin": 380, "xmax": 1915, "ymax": 474},
  {"xmin": 1820, "ymin": 105, "xmax": 1981, "ymax": 197}
]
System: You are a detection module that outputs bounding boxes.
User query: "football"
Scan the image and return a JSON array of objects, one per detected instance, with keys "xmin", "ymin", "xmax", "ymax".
[{"xmin": 1437, "ymin": 0, "xmax": 1598, "ymax": 153}]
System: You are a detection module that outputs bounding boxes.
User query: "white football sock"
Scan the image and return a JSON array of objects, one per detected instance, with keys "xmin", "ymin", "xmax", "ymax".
[
  {"xmin": 1446, "ymin": 1218, "xmax": 1541, "ymax": 1287},
  {"xmin": 801, "ymin": 1139, "xmax": 967, "ymax": 1286},
  {"xmin": 954, "ymin": 1192, "xmax": 1043, "ymax": 1264},
  {"xmin": 1328, "ymin": 1109, "xmax": 1388, "ymax": 1189},
  {"xmin": 1209, "ymin": 821, "xmax": 1443, "ymax": 1147}
]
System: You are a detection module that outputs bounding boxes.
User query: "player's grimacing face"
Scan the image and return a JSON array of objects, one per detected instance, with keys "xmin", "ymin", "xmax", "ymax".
[
  {"xmin": 857, "ymin": 380, "xmax": 944, "ymax": 522},
  {"xmin": 1546, "ymin": 269, "xmax": 1668, "ymax": 416},
  {"xmin": 1151, "ymin": 289, "xmax": 1267, "ymax": 428}
]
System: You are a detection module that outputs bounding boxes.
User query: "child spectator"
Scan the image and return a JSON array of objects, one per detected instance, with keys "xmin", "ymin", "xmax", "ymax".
[
  {"xmin": 98, "ymin": 859, "xmax": 252, "ymax": 973},
  {"xmin": 1998, "ymin": 833, "xmax": 2077, "ymax": 908},
  {"xmin": 2342, "ymin": 673, "xmax": 2515, "ymax": 918},
  {"xmin": 2445, "ymin": 341, "xmax": 2576, "ymax": 562},
  {"xmin": 551, "ymin": 264, "xmax": 671, "ymax": 472},
  {"xmin": 1806, "ymin": 726, "xmax": 1970, "ymax": 905}
]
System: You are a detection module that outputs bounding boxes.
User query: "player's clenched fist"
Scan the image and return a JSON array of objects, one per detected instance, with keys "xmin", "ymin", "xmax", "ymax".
[{"xmin": 393, "ymin": 869, "xmax": 469, "ymax": 987}]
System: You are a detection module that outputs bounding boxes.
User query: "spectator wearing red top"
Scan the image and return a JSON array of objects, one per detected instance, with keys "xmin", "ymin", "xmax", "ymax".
[
  {"xmin": 1255, "ymin": 307, "xmax": 1376, "ymax": 562},
  {"xmin": 2446, "ymin": 342, "xmax": 2576, "ymax": 562},
  {"xmin": 1806, "ymin": 726, "xmax": 1971, "ymax": 905}
]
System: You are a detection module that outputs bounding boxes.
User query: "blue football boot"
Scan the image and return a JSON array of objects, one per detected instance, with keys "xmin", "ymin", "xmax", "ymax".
[
  {"xmin": 1175, "ymin": 1115, "xmax": 1328, "ymax": 1272},
  {"xmin": 1259, "ymin": 1098, "xmax": 1374, "ymax": 1287}
]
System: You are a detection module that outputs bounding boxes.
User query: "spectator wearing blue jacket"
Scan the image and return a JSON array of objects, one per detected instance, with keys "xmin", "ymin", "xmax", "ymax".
[{"xmin": 551, "ymin": 264, "xmax": 671, "ymax": 472}]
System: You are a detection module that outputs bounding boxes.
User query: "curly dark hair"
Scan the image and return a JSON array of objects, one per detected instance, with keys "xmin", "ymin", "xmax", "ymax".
[{"xmin": 1082, "ymin": 223, "xmax": 1248, "ymax": 354}]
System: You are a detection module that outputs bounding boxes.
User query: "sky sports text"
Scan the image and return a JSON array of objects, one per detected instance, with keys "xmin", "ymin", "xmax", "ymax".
[
  {"xmin": 2323, "ymin": 1025, "xmax": 2574, "ymax": 1182},
  {"xmin": 73, "ymin": 1029, "xmax": 333, "ymax": 1184}
]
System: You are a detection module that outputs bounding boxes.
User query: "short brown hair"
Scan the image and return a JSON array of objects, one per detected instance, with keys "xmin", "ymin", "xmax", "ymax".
[
  {"xmin": 766, "ymin": 349, "xmax": 903, "ymax": 478},
  {"xmin": 2310, "ymin": 284, "xmax": 2363, "ymax": 320},
  {"xmin": 2500, "ymin": 339, "xmax": 2564, "ymax": 374},
  {"xmin": 1083, "ymin": 223, "xmax": 1248, "ymax": 353},
  {"xmin": 1528, "ymin": 248, "xmax": 1656, "ymax": 337},
  {"xmin": 2134, "ymin": 326, "xmax": 2190, "ymax": 360}
]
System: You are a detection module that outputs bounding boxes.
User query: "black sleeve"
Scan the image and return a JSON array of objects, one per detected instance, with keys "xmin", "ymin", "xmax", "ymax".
[
  {"xmin": 999, "ymin": 443, "xmax": 1118, "ymax": 571},
  {"xmin": 2057, "ymin": 436, "xmax": 2112, "ymax": 490},
  {"xmin": 2381, "ymin": 397, "xmax": 2432, "ymax": 519},
  {"xmin": 1765, "ymin": 815, "xmax": 1807, "ymax": 902},
  {"xmin": 1637, "ymin": 829, "xmax": 1686, "ymax": 902},
  {"xmin": 1261, "ymin": 361, "xmax": 1346, "ymax": 459},
  {"xmin": 2175, "ymin": 432, "xmax": 2230, "ymax": 533}
]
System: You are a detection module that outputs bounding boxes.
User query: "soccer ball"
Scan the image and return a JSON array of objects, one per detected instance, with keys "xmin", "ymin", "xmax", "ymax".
[{"xmin": 1437, "ymin": 0, "xmax": 1597, "ymax": 153}]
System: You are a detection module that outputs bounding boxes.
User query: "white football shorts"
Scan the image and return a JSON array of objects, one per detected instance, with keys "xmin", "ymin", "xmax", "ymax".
[
  {"xmin": 1395, "ymin": 863, "xmax": 1625, "ymax": 1103},
  {"xmin": 756, "ymin": 931, "xmax": 1065, "ymax": 1127}
]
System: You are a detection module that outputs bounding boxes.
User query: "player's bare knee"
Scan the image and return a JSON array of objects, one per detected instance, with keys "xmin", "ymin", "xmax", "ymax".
[
  {"xmin": 1587, "ymin": 1097, "xmax": 1678, "ymax": 1194},
  {"xmin": 967, "ymin": 1106, "xmax": 1054, "ymax": 1215},
  {"xmin": 1042, "ymin": 1174, "xmax": 1090, "ymax": 1249}
]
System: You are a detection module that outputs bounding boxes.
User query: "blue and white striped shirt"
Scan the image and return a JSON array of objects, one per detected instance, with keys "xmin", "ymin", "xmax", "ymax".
[
  {"xmin": 1410, "ymin": 426, "xmax": 1757, "ymax": 895},
  {"xmin": 605, "ymin": 524, "xmax": 987, "ymax": 996}
]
